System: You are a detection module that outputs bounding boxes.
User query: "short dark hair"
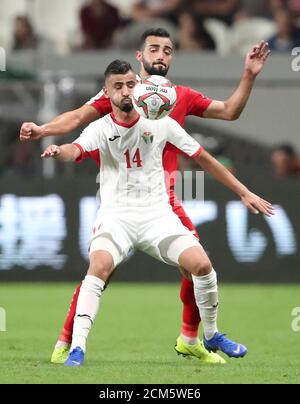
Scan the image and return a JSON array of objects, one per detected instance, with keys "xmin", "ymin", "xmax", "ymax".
[
  {"xmin": 104, "ymin": 60, "xmax": 133, "ymax": 80},
  {"xmin": 273, "ymin": 144, "xmax": 296, "ymax": 157},
  {"xmin": 139, "ymin": 28, "xmax": 171, "ymax": 49}
]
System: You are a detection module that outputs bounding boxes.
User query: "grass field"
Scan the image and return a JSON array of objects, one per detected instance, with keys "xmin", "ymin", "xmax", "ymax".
[{"xmin": 0, "ymin": 283, "xmax": 300, "ymax": 384}]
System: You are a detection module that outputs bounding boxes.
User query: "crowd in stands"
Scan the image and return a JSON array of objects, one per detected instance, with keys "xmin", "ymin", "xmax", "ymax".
[
  {"xmin": 8, "ymin": 0, "xmax": 300, "ymax": 54},
  {"xmin": 271, "ymin": 144, "xmax": 300, "ymax": 178}
]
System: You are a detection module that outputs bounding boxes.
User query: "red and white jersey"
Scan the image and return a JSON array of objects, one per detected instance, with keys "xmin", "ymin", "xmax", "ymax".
[
  {"xmin": 73, "ymin": 113, "xmax": 203, "ymax": 208},
  {"xmin": 86, "ymin": 84, "xmax": 212, "ymax": 200}
]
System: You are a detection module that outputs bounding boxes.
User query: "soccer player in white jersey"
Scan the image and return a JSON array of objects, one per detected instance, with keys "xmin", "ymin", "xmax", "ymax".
[{"xmin": 42, "ymin": 60, "xmax": 274, "ymax": 367}]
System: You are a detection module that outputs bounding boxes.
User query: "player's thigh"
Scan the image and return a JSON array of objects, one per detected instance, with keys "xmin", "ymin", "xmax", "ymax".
[
  {"xmin": 160, "ymin": 233, "xmax": 212, "ymax": 276},
  {"xmin": 141, "ymin": 208, "xmax": 198, "ymax": 264},
  {"xmin": 91, "ymin": 211, "xmax": 134, "ymax": 268},
  {"xmin": 171, "ymin": 203, "xmax": 201, "ymax": 279},
  {"xmin": 88, "ymin": 236, "xmax": 120, "ymax": 282}
]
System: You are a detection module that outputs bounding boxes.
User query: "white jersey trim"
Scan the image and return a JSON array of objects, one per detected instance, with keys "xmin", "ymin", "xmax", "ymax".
[{"xmin": 86, "ymin": 89, "xmax": 105, "ymax": 105}]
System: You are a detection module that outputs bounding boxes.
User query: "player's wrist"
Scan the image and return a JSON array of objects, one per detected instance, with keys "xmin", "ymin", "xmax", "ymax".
[
  {"xmin": 243, "ymin": 69, "xmax": 257, "ymax": 81},
  {"xmin": 238, "ymin": 186, "xmax": 251, "ymax": 198},
  {"xmin": 39, "ymin": 124, "xmax": 48, "ymax": 138}
]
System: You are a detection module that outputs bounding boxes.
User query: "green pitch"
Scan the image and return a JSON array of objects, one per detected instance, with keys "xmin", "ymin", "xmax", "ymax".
[{"xmin": 0, "ymin": 283, "xmax": 299, "ymax": 384}]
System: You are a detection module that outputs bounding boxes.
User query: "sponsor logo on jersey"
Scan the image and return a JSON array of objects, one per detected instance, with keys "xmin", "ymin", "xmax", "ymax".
[{"xmin": 109, "ymin": 135, "xmax": 121, "ymax": 142}]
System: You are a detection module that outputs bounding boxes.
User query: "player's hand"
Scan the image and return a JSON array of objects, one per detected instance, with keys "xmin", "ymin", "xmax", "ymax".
[
  {"xmin": 241, "ymin": 191, "xmax": 275, "ymax": 217},
  {"xmin": 20, "ymin": 122, "xmax": 44, "ymax": 142},
  {"xmin": 41, "ymin": 145, "xmax": 60, "ymax": 158},
  {"xmin": 244, "ymin": 40, "xmax": 270, "ymax": 77}
]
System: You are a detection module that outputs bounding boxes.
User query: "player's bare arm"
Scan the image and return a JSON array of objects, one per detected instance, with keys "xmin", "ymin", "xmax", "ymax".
[
  {"xmin": 194, "ymin": 149, "xmax": 274, "ymax": 217},
  {"xmin": 203, "ymin": 41, "xmax": 270, "ymax": 121},
  {"xmin": 20, "ymin": 104, "xmax": 100, "ymax": 142},
  {"xmin": 41, "ymin": 144, "xmax": 80, "ymax": 162}
]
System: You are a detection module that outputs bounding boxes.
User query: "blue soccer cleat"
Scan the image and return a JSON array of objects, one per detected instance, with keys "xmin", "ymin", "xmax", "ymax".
[
  {"xmin": 64, "ymin": 347, "xmax": 85, "ymax": 367},
  {"xmin": 203, "ymin": 332, "xmax": 247, "ymax": 358}
]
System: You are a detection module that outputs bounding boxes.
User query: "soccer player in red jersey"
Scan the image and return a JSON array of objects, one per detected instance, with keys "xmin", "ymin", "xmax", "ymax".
[{"xmin": 20, "ymin": 28, "xmax": 270, "ymax": 365}]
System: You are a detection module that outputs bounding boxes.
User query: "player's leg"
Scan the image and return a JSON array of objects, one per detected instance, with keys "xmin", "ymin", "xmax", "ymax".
[
  {"xmin": 169, "ymin": 237, "xmax": 247, "ymax": 358},
  {"xmin": 171, "ymin": 202, "xmax": 221, "ymax": 362},
  {"xmin": 52, "ymin": 209, "xmax": 131, "ymax": 364},
  {"xmin": 141, "ymin": 208, "xmax": 224, "ymax": 364},
  {"xmin": 175, "ymin": 241, "xmax": 218, "ymax": 340},
  {"xmin": 51, "ymin": 282, "xmax": 82, "ymax": 364},
  {"xmin": 175, "ymin": 273, "xmax": 215, "ymax": 362},
  {"xmin": 65, "ymin": 236, "xmax": 119, "ymax": 367},
  {"xmin": 173, "ymin": 204, "xmax": 201, "ymax": 343},
  {"xmin": 179, "ymin": 274, "xmax": 200, "ymax": 344}
]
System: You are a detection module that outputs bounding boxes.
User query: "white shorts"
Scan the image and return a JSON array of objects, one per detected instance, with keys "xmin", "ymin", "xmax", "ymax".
[{"xmin": 89, "ymin": 205, "xmax": 201, "ymax": 267}]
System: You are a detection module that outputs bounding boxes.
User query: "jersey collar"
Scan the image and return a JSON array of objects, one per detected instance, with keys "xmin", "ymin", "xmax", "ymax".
[{"xmin": 110, "ymin": 113, "xmax": 140, "ymax": 128}]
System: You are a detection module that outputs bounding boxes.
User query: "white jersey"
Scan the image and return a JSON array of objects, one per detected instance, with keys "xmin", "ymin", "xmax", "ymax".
[{"xmin": 73, "ymin": 113, "xmax": 202, "ymax": 208}]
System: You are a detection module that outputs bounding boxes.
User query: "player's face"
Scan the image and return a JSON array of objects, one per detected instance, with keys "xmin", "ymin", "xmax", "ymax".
[
  {"xmin": 105, "ymin": 72, "xmax": 137, "ymax": 112},
  {"xmin": 136, "ymin": 36, "xmax": 173, "ymax": 77}
]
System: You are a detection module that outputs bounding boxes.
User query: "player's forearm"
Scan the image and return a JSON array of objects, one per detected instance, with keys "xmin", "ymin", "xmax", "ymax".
[
  {"xmin": 39, "ymin": 111, "xmax": 83, "ymax": 138},
  {"xmin": 195, "ymin": 151, "xmax": 249, "ymax": 197},
  {"xmin": 39, "ymin": 105, "xmax": 100, "ymax": 138},
  {"xmin": 223, "ymin": 70, "xmax": 255, "ymax": 120}
]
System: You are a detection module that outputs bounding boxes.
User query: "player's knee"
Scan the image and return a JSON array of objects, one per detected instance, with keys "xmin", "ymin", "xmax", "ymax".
[
  {"xmin": 88, "ymin": 261, "xmax": 112, "ymax": 281},
  {"xmin": 190, "ymin": 259, "xmax": 212, "ymax": 277}
]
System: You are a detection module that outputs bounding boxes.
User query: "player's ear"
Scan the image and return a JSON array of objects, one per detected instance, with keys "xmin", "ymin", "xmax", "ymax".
[
  {"xmin": 136, "ymin": 50, "xmax": 142, "ymax": 63},
  {"xmin": 103, "ymin": 86, "xmax": 109, "ymax": 99}
]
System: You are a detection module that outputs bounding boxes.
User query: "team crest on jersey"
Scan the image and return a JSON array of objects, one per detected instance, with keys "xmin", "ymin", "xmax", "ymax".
[{"xmin": 142, "ymin": 132, "xmax": 154, "ymax": 144}]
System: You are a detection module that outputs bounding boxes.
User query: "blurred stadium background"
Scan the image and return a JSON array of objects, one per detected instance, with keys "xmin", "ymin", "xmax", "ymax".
[{"xmin": 0, "ymin": 0, "xmax": 299, "ymax": 384}]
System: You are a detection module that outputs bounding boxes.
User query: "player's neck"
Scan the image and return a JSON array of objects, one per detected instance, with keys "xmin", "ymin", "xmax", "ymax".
[
  {"xmin": 111, "ymin": 109, "xmax": 139, "ymax": 126},
  {"xmin": 139, "ymin": 68, "xmax": 148, "ymax": 80}
]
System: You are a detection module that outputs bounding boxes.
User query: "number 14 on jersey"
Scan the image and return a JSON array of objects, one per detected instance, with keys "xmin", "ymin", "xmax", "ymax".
[{"xmin": 124, "ymin": 149, "xmax": 143, "ymax": 169}]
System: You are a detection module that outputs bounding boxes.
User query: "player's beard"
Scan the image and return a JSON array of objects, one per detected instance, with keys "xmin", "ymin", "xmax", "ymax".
[
  {"xmin": 142, "ymin": 58, "xmax": 169, "ymax": 77},
  {"xmin": 121, "ymin": 103, "xmax": 134, "ymax": 112},
  {"xmin": 114, "ymin": 98, "xmax": 134, "ymax": 112}
]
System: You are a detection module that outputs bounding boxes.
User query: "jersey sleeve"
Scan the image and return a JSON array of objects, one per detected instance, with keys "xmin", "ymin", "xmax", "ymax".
[
  {"xmin": 73, "ymin": 121, "xmax": 101, "ymax": 166},
  {"xmin": 185, "ymin": 87, "xmax": 213, "ymax": 117},
  {"xmin": 86, "ymin": 90, "xmax": 112, "ymax": 117},
  {"xmin": 165, "ymin": 117, "xmax": 203, "ymax": 158}
]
